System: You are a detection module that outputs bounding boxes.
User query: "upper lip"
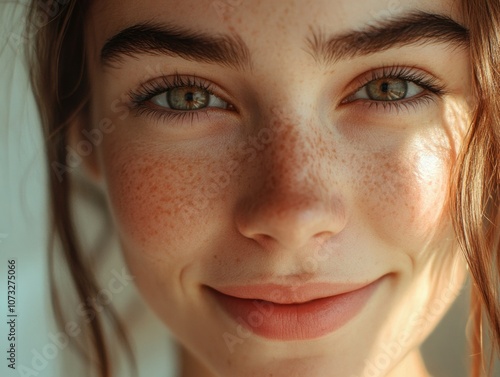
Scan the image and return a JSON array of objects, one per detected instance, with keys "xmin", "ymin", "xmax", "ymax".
[{"xmin": 208, "ymin": 280, "xmax": 377, "ymax": 304}]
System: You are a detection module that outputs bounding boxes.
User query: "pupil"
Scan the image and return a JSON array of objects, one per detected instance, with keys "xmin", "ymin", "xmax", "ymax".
[
  {"xmin": 167, "ymin": 86, "xmax": 209, "ymax": 110},
  {"xmin": 366, "ymin": 78, "xmax": 407, "ymax": 101}
]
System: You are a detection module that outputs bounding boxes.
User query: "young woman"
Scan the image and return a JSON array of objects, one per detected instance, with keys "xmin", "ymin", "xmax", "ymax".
[{"xmin": 25, "ymin": 0, "xmax": 500, "ymax": 376}]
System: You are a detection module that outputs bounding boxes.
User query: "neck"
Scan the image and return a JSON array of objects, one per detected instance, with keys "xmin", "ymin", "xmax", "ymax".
[{"xmin": 385, "ymin": 349, "xmax": 432, "ymax": 377}]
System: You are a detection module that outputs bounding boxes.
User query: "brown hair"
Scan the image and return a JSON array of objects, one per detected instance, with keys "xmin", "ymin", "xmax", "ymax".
[
  {"xmin": 452, "ymin": 0, "xmax": 500, "ymax": 375},
  {"xmin": 24, "ymin": 0, "xmax": 499, "ymax": 376},
  {"xmin": 25, "ymin": 1, "xmax": 134, "ymax": 376}
]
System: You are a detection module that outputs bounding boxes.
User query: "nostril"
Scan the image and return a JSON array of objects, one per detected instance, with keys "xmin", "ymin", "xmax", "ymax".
[
  {"xmin": 313, "ymin": 231, "xmax": 335, "ymax": 244},
  {"xmin": 235, "ymin": 190, "xmax": 347, "ymax": 252},
  {"xmin": 252, "ymin": 234, "xmax": 276, "ymax": 250}
]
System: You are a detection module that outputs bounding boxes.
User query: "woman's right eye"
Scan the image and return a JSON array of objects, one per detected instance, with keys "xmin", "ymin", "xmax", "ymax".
[{"xmin": 150, "ymin": 86, "xmax": 230, "ymax": 111}]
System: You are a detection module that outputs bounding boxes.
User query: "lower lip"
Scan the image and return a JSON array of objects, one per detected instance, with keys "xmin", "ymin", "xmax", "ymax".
[{"xmin": 208, "ymin": 279, "xmax": 383, "ymax": 341}]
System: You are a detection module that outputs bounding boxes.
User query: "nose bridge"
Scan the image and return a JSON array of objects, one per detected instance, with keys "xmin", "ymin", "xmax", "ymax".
[
  {"xmin": 261, "ymin": 103, "xmax": 340, "ymax": 197},
  {"xmin": 235, "ymin": 107, "xmax": 346, "ymax": 252},
  {"xmin": 262, "ymin": 110, "xmax": 322, "ymax": 194}
]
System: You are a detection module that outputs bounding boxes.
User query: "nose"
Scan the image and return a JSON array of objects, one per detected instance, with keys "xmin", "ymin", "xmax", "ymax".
[{"xmin": 235, "ymin": 113, "xmax": 347, "ymax": 252}]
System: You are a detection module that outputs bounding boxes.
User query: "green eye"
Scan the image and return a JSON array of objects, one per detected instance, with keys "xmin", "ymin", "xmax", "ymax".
[
  {"xmin": 166, "ymin": 86, "xmax": 209, "ymax": 110},
  {"xmin": 366, "ymin": 78, "xmax": 409, "ymax": 101},
  {"xmin": 152, "ymin": 86, "xmax": 229, "ymax": 110},
  {"xmin": 350, "ymin": 77, "xmax": 424, "ymax": 102}
]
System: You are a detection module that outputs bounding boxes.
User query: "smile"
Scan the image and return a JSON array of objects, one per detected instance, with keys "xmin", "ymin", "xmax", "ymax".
[{"xmin": 206, "ymin": 277, "xmax": 384, "ymax": 341}]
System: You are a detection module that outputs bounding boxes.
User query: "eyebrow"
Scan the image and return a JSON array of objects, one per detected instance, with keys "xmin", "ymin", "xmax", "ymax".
[
  {"xmin": 100, "ymin": 22, "xmax": 252, "ymax": 70},
  {"xmin": 306, "ymin": 12, "xmax": 469, "ymax": 64},
  {"xmin": 100, "ymin": 12, "xmax": 468, "ymax": 70}
]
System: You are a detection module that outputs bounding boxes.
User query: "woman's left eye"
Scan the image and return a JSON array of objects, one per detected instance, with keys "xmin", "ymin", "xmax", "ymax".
[
  {"xmin": 150, "ymin": 86, "xmax": 229, "ymax": 110},
  {"xmin": 349, "ymin": 78, "xmax": 424, "ymax": 102}
]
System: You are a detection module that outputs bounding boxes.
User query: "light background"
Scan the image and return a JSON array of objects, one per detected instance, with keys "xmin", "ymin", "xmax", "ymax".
[{"xmin": 0, "ymin": 2, "xmax": 498, "ymax": 377}]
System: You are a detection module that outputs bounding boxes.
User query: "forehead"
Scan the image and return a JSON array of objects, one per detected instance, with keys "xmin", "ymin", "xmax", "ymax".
[{"xmin": 86, "ymin": 0, "xmax": 461, "ymax": 63}]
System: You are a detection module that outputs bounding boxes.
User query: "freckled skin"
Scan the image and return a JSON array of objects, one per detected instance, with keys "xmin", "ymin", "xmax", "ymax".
[{"xmin": 82, "ymin": 0, "xmax": 472, "ymax": 377}]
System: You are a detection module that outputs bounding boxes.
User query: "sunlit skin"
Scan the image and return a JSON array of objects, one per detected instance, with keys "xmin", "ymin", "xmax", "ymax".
[{"xmin": 76, "ymin": 0, "xmax": 472, "ymax": 376}]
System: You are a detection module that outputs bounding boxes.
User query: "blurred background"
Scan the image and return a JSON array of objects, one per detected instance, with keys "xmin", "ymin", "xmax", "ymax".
[{"xmin": 1, "ymin": 2, "xmax": 498, "ymax": 377}]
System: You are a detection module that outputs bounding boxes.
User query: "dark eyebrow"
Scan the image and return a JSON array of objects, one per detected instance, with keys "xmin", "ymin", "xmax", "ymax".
[
  {"xmin": 305, "ymin": 12, "xmax": 469, "ymax": 64},
  {"xmin": 100, "ymin": 22, "xmax": 252, "ymax": 70},
  {"xmin": 101, "ymin": 12, "xmax": 468, "ymax": 70}
]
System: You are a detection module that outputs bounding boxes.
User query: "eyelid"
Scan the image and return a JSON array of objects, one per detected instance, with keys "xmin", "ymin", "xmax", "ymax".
[
  {"xmin": 347, "ymin": 80, "xmax": 425, "ymax": 103},
  {"xmin": 149, "ymin": 87, "xmax": 229, "ymax": 110},
  {"xmin": 127, "ymin": 74, "xmax": 237, "ymax": 112},
  {"xmin": 125, "ymin": 73, "xmax": 242, "ymax": 128},
  {"xmin": 341, "ymin": 65, "xmax": 447, "ymax": 104}
]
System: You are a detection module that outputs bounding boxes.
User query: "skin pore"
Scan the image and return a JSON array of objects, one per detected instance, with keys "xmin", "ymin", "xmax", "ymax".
[{"xmin": 78, "ymin": 0, "xmax": 472, "ymax": 376}]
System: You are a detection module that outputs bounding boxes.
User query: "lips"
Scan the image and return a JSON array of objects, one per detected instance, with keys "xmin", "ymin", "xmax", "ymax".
[{"xmin": 206, "ymin": 278, "xmax": 383, "ymax": 341}]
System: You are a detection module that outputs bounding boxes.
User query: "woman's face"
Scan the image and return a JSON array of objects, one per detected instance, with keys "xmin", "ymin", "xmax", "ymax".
[{"xmin": 81, "ymin": 0, "xmax": 471, "ymax": 376}]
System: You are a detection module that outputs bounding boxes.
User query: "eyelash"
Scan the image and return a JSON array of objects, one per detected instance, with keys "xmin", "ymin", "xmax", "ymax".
[
  {"xmin": 343, "ymin": 65, "xmax": 447, "ymax": 111},
  {"xmin": 128, "ymin": 74, "xmax": 225, "ymax": 124},
  {"xmin": 127, "ymin": 67, "xmax": 447, "ymax": 123}
]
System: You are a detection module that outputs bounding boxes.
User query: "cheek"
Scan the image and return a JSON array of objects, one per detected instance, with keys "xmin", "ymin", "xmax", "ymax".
[
  {"xmin": 99, "ymin": 142, "xmax": 232, "ymax": 255},
  {"xmin": 355, "ymin": 138, "xmax": 452, "ymax": 247}
]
